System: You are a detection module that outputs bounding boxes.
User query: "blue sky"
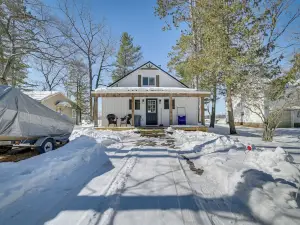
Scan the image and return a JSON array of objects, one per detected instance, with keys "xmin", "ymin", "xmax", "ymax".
[
  {"xmin": 31, "ymin": 0, "xmax": 300, "ymax": 114},
  {"xmin": 36, "ymin": 0, "xmax": 273, "ymax": 114}
]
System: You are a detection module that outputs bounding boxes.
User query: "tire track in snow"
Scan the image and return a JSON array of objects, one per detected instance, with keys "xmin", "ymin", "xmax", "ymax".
[
  {"xmin": 83, "ymin": 148, "xmax": 140, "ymax": 225},
  {"xmin": 166, "ymin": 149, "xmax": 214, "ymax": 225},
  {"xmin": 33, "ymin": 141, "xmax": 138, "ymax": 225}
]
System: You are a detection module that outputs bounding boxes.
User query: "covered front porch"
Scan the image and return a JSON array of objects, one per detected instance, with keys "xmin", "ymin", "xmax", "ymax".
[{"xmin": 91, "ymin": 87, "xmax": 210, "ymax": 129}]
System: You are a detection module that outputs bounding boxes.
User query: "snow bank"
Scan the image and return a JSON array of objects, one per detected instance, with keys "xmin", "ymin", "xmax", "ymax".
[
  {"xmin": 0, "ymin": 135, "xmax": 110, "ymax": 210},
  {"xmin": 70, "ymin": 127, "xmax": 132, "ymax": 146},
  {"xmin": 173, "ymin": 130, "xmax": 242, "ymax": 154},
  {"xmin": 176, "ymin": 131, "xmax": 300, "ymax": 224}
]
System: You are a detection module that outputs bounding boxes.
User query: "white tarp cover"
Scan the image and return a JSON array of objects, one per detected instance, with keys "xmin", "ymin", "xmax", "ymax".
[{"xmin": 0, "ymin": 86, "xmax": 74, "ymax": 140}]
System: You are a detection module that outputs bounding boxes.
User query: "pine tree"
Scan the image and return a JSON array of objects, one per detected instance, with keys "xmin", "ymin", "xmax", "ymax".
[
  {"xmin": 0, "ymin": 0, "xmax": 30, "ymax": 85},
  {"xmin": 64, "ymin": 60, "xmax": 90, "ymax": 118},
  {"xmin": 112, "ymin": 32, "xmax": 142, "ymax": 81}
]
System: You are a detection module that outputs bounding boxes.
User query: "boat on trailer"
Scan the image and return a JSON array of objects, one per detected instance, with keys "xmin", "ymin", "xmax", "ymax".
[{"xmin": 0, "ymin": 85, "xmax": 74, "ymax": 153}]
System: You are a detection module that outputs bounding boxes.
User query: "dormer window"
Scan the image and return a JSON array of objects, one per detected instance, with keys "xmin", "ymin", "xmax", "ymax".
[{"xmin": 143, "ymin": 77, "xmax": 155, "ymax": 86}]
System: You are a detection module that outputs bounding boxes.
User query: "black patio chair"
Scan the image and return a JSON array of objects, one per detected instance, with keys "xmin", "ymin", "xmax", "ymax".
[
  {"xmin": 120, "ymin": 114, "xmax": 132, "ymax": 126},
  {"xmin": 107, "ymin": 114, "xmax": 118, "ymax": 127}
]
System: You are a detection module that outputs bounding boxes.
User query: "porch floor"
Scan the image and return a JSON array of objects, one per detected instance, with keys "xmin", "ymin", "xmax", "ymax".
[{"xmin": 94, "ymin": 125, "xmax": 208, "ymax": 132}]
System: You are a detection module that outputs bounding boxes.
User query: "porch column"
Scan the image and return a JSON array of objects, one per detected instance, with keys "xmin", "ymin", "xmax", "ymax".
[
  {"xmin": 201, "ymin": 96, "xmax": 205, "ymax": 126},
  {"xmin": 93, "ymin": 96, "xmax": 98, "ymax": 127},
  {"xmin": 131, "ymin": 96, "xmax": 135, "ymax": 127},
  {"xmin": 169, "ymin": 95, "xmax": 173, "ymax": 125}
]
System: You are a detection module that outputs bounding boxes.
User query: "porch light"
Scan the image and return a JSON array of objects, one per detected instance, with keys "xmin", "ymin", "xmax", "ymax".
[
  {"xmin": 159, "ymin": 99, "xmax": 162, "ymax": 104},
  {"xmin": 142, "ymin": 99, "xmax": 145, "ymax": 103}
]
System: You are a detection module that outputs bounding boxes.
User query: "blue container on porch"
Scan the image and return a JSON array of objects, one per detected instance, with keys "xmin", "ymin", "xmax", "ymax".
[{"xmin": 178, "ymin": 115, "xmax": 186, "ymax": 125}]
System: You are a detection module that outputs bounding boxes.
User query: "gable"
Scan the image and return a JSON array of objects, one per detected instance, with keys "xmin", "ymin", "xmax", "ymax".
[
  {"xmin": 23, "ymin": 91, "xmax": 59, "ymax": 101},
  {"xmin": 109, "ymin": 61, "xmax": 188, "ymax": 88}
]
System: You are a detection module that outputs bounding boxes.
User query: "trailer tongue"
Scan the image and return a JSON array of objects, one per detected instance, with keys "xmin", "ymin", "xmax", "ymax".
[{"xmin": 0, "ymin": 85, "xmax": 74, "ymax": 153}]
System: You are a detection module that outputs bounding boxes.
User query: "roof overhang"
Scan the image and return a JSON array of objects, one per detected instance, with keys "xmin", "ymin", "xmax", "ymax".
[
  {"xmin": 92, "ymin": 87, "xmax": 211, "ymax": 98},
  {"xmin": 285, "ymin": 106, "xmax": 300, "ymax": 110},
  {"xmin": 55, "ymin": 100, "xmax": 72, "ymax": 108}
]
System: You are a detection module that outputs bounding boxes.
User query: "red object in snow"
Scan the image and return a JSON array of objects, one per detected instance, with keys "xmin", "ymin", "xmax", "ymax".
[{"xmin": 247, "ymin": 145, "xmax": 252, "ymax": 151}]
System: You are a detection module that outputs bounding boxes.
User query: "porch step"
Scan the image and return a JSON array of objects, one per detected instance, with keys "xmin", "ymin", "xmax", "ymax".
[{"xmin": 94, "ymin": 127, "xmax": 134, "ymax": 131}]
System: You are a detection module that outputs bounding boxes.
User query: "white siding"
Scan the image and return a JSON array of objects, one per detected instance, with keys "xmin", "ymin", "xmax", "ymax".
[
  {"xmin": 101, "ymin": 97, "xmax": 199, "ymax": 126},
  {"xmin": 232, "ymin": 96, "xmax": 264, "ymax": 124},
  {"xmin": 294, "ymin": 110, "xmax": 300, "ymax": 123},
  {"xmin": 113, "ymin": 68, "xmax": 186, "ymax": 88},
  {"xmin": 278, "ymin": 110, "xmax": 292, "ymax": 128}
]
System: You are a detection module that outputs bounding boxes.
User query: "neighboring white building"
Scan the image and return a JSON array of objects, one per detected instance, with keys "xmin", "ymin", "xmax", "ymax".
[
  {"xmin": 92, "ymin": 61, "xmax": 210, "ymax": 127},
  {"xmin": 233, "ymin": 85, "xmax": 300, "ymax": 128}
]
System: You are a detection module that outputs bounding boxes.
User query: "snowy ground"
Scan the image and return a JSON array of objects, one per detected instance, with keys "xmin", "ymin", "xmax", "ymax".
[
  {"xmin": 0, "ymin": 126, "xmax": 299, "ymax": 225},
  {"xmin": 210, "ymin": 124, "xmax": 300, "ymax": 164}
]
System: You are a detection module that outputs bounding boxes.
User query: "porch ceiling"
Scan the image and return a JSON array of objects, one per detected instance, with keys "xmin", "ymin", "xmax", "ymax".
[{"xmin": 92, "ymin": 92, "xmax": 210, "ymax": 97}]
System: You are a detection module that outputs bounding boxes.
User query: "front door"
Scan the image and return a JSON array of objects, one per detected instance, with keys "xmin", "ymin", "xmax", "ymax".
[{"xmin": 146, "ymin": 99, "xmax": 158, "ymax": 125}]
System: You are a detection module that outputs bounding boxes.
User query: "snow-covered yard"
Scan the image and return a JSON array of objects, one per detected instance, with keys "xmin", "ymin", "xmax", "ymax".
[
  {"xmin": 0, "ymin": 125, "xmax": 299, "ymax": 225},
  {"xmin": 210, "ymin": 124, "xmax": 300, "ymax": 164}
]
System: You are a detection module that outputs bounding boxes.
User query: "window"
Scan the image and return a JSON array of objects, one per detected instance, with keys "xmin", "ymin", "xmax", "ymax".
[
  {"xmin": 149, "ymin": 77, "xmax": 155, "ymax": 86},
  {"xmin": 147, "ymin": 100, "xmax": 156, "ymax": 113},
  {"xmin": 143, "ymin": 77, "xmax": 148, "ymax": 86},
  {"xmin": 135, "ymin": 100, "xmax": 140, "ymax": 110},
  {"xmin": 129, "ymin": 99, "xmax": 140, "ymax": 110},
  {"xmin": 164, "ymin": 99, "xmax": 175, "ymax": 109},
  {"xmin": 142, "ymin": 77, "xmax": 155, "ymax": 86},
  {"xmin": 164, "ymin": 99, "xmax": 169, "ymax": 109},
  {"xmin": 72, "ymin": 109, "xmax": 76, "ymax": 118}
]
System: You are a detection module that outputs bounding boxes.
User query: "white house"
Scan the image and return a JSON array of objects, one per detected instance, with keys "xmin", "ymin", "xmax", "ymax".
[
  {"xmin": 92, "ymin": 61, "xmax": 210, "ymax": 127},
  {"xmin": 233, "ymin": 85, "xmax": 300, "ymax": 128}
]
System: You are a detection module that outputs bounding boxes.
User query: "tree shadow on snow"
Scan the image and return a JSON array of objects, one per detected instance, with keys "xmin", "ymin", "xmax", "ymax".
[
  {"xmin": 210, "ymin": 125, "xmax": 263, "ymax": 138},
  {"xmin": 3, "ymin": 135, "xmax": 299, "ymax": 225},
  {"xmin": 31, "ymin": 163, "xmax": 299, "ymax": 225}
]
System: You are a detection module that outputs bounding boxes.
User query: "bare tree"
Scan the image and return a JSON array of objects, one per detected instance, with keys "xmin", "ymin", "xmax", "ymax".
[
  {"xmin": 35, "ymin": 60, "xmax": 65, "ymax": 91},
  {"xmin": 241, "ymin": 75, "xmax": 299, "ymax": 141},
  {"xmin": 234, "ymin": 0, "xmax": 300, "ymax": 141},
  {"xmin": 94, "ymin": 34, "xmax": 115, "ymax": 88},
  {"xmin": 57, "ymin": 0, "xmax": 113, "ymax": 119}
]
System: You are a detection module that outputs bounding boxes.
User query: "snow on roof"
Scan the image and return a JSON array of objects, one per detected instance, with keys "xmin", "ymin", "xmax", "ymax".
[
  {"xmin": 23, "ymin": 91, "xmax": 60, "ymax": 101},
  {"xmin": 94, "ymin": 87, "xmax": 210, "ymax": 94}
]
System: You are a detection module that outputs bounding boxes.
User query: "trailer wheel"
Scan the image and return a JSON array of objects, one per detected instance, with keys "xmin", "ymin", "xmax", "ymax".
[{"xmin": 38, "ymin": 138, "xmax": 55, "ymax": 154}]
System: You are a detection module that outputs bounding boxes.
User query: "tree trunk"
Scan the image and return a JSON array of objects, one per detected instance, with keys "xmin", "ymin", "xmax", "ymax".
[
  {"xmin": 0, "ymin": 77, "xmax": 8, "ymax": 85},
  {"xmin": 226, "ymin": 86, "xmax": 237, "ymax": 134},
  {"xmin": 88, "ymin": 58, "xmax": 93, "ymax": 121},
  {"xmin": 262, "ymin": 124, "xmax": 274, "ymax": 141},
  {"xmin": 1, "ymin": 58, "xmax": 13, "ymax": 84},
  {"xmin": 210, "ymin": 82, "xmax": 217, "ymax": 128}
]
